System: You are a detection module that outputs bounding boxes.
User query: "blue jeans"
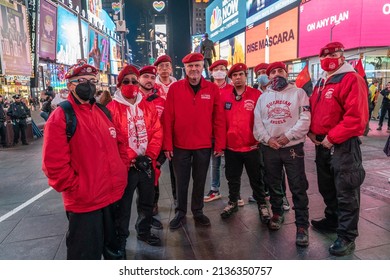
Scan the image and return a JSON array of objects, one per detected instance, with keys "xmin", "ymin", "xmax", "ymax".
[{"xmin": 210, "ymin": 152, "xmax": 221, "ymax": 191}]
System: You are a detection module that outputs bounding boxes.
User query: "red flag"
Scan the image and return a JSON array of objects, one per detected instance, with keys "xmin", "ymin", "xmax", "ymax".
[
  {"xmin": 295, "ymin": 64, "xmax": 312, "ymax": 96},
  {"xmin": 355, "ymin": 59, "xmax": 366, "ymax": 78}
]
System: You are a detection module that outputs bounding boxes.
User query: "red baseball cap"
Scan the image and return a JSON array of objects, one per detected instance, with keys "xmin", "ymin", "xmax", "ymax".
[
  {"xmin": 227, "ymin": 63, "xmax": 247, "ymax": 78},
  {"xmin": 154, "ymin": 55, "xmax": 172, "ymax": 66},
  {"xmin": 65, "ymin": 60, "xmax": 98, "ymax": 79},
  {"xmin": 254, "ymin": 63, "xmax": 269, "ymax": 75},
  {"xmin": 209, "ymin": 60, "xmax": 228, "ymax": 71},
  {"xmin": 266, "ymin": 61, "xmax": 287, "ymax": 76},
  {"xmin": 117, "ymin": 65, "xmax": 140, "ymax": 87},
  {"xmin": 319, "ymin": 42, "xmax": 345, "ymax": 57},
  {"xmin": 182, "ymin": 52, "xmax": 204, "ymax": 64},
  {"xmin": 139, "ymin": 65, "xmax": 157, "ymax": 76}
]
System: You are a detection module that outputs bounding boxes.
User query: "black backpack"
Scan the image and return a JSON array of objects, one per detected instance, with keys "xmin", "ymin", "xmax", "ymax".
[{"xmin": 58, "ymin": 101, "xmax": 112, "ymax": 142}]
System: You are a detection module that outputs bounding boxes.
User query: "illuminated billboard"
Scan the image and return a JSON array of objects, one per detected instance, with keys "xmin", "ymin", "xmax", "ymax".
[
  {"xmin": 299, "ymin": 0, "xmax": 390, "ymax": 58},
  {"xmin": 219, "ymin": 32, "xmax": 245, "ymax": 68},
  {"xmin": 155, "ymin": 24, "xmax": 167, "ymax": 57},
  {"xmin": 246, "ymin": 0, "xmax": 299, "ymax": 26},
  {"xmin": 56, "ymin": 5, "xmax": 81, "ymax": 65},
  {"xmin": 206, "ymin": 0, "xmax": 246, "ymax": 42},
  {"xmin": 246, "ymin": 8, "xmax": 298, "ymax": 67},
  {"xmin": 0, "ymin": 2, "xmax": 32, "ymax": 75},
  {"xmin": 39, "ymin": 0, "xmax": 57, "ymax": 60}
]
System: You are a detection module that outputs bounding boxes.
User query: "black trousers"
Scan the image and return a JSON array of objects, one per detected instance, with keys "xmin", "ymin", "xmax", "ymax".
[
  {"xmin": 172, "ymin": 147, "xmax": 211, "ymax": 216},
  {"xmin": 225, "ymin": 148, "xmax": 267, "ymax": 205},
  {"xmin": 262, "ymin": 143, "xmax": 309, "ymax": 228},
  {"xmin": 315, "ymin": 136, "xmax": 365, "ymax": 241},
  {"xmin": 66, "ymin": 206, "xmax": 108, "ymax": 260},
  {"xmin": 0, "ymin": 123, "xmax": 6, "ymax": 147},
  {"xmin": 12, "ymin": 119, "xmax": 27, "ymax": 144},
  {"xmin": 169, "ymin": 160, "xmax": 177, "ymax": 200},
  {"xmin": 115, "ymin": 167, "xmax": 155, "ymax": 241},
  {"xmin": 378, "ymin": 105, "xmax": 390, "ymax": 128}
]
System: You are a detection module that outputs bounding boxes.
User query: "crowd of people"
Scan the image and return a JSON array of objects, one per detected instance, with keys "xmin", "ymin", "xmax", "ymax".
[{"xmin": 39, "ymin": 41, "xmax": 376, "ymax": 260}]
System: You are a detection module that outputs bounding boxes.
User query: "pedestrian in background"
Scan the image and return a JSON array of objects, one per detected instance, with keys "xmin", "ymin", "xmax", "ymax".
[
  {"xmin": 7, "ymin": 94, "xmax": 30, "ymax": 146},
  {"xmin": 308, "ymin": 42, "xmax": 368, "ymax": 256}
]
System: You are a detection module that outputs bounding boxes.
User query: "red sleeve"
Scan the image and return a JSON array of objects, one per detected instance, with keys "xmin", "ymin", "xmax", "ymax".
[
  {"xmin": 145, "ymin": 104, "xmax": 163, "ymax": 160},
  {"xmin": 212, "ymin": 85, "xmax": 226, "ymax": 152},
  {"xmin": 328, "ymin": 74, "xmax": 369, "ymax": 144},
  {"xmin": 41, "ymin": 107, "xmax": 79, "ymax": 192},
  {"xmin": 162, "ymin": 84, "xmax": 175, "ymax": 151}
]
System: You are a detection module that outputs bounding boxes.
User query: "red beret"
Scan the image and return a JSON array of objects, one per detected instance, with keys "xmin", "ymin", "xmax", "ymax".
[
  {"xmin": 139, "ymin": 65, "xmax": 157, "ymax": 76},
  {"xmin": 320, "ymin": 42, "xmax": 345, "ymax": 57},
  {"xmin": 154, "ymin": 55, "xmax": 172, "ymax": 66},
  {"xmin": 227, "ymin": 63, "xmax": 247, "ymax": 78},
  {"xmin": 65, "ymin": 60, "xmax": 98, "ymax": 79},
  {"xmin": 182, "ymin": 52, "xmax": 204, "ymax": 64},
  {"xmin": 266, "ymin": 61, "xmax": 287, "ymax": 76},
  {"xmin": 117, "ymin": 65, "xmax": 139, "ymax": 87},
  {"xmin": 254, "ymin": 63, "xmax": 269, "ymax": 75},
  {"xmin": 209, "ymin": 60, "xmax": 228, "ymax": 71}
]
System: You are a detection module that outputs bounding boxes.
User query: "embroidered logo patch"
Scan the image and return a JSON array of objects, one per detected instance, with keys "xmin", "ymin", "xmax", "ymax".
[
  {"xmin": 109, "ymin": 127, "xmax": 117, "ymax": 138},
  {"xmin": 244, "ymin": 100, "xmax": 255, "ymax": 111},
  {"xmin": 324, "ymin": 88, "xmax": 334, "ymax": 99},
  {"xmin": 201, "ymin": 94, "xmax": 211, "ymax": 99},
  {"xmin": 224, "ymin": 102, "xmax": 232, "ymax": 110}
]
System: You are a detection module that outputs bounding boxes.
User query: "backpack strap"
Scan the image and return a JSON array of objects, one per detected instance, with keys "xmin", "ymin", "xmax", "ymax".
[
  {"xmin": 95, "ymin": 103, "xmax": 112, "ymax": 121},
  {"xmin": 58, "ymin": 101, "xmax": 77, "ymax": 142},
  {"xmin": 146, "ymin": 88, "xmax": 160, "ymax": 102}
]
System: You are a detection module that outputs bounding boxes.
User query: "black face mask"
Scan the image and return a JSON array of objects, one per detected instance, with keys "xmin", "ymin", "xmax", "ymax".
[{"xmin": 75, "ymin": 82, "xmax": 96, "ymax": 101}]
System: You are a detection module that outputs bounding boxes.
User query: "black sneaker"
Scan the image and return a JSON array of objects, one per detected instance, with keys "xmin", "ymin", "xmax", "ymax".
[
  {"xmin": 169, "ymin": 213, "xmax": 185, "ymax": 229},
  {"xmin": 220, "ymin": 201, "xmax": 238, "ymax": 219},
  {"xmin": 296, "ymin": 227, "xmax": 309, "ymax": 247},
  {"xmin": 311, "ymin": 218, "xmax": 337, "ymax": 232},
  {"xmin": 22, "ymin": 142, "xmax": 29, "ymax": 145},
  {"xmin": 193, "ymin": 214, "xmax": 211, "ymax": 226},
  {"xmin": 137, "ymin": 232, "xmax": 161, "ymax": 246},
  {"xmin": 329, "ymin": 237, "xmax": 355, "ymax": 256},
  {"xmin": 151, "ymin": 217, "xmax": 163, "ymax": 230}
]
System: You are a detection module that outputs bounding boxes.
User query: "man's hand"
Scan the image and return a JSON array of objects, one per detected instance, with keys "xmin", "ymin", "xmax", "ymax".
[
  {"xmin": 321, "ymin": 135, "xmax": 333, "ymax": 149},
  {"xmin": 307, "ymin": 132, "xmax": 321, "ymax": 145},
  {"xmin": 268, "ymin": 137, "xmax": 282, "ymax": 150},
  {"xmin": 164, "ymin": 151, "xmax": 173, "ymax": 161},
  {"xmin": 276, "ymin": 134, "xmax": 290, "ymax": 147}
]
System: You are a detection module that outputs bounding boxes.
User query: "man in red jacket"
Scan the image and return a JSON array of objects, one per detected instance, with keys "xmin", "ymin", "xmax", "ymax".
[
  {"xmin": 219, "ymin": 63, "xmax": 270, "ymax": 223},
  {"xmin": 107, "ymin": 65, "xmax": 163, "ymax": 255},
  {"xmin": 163, "ymin": 52, "xmax": 226, "ymax": 229},
  {"xmin": 42, "ymin": 60, "xmax": 129, "ymax": 260},
  {"xmin": 308, "ymin": 42, "xmax": 368, "ymax": 256}
]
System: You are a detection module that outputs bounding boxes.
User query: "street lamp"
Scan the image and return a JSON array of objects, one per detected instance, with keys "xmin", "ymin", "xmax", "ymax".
[
  {"xmin": 330, "ymin": 22, "xmax": 340, "ymax": 42},
  {"xmin": 136, "ymin": 39, "xmax": 155, "ymax": 63}
]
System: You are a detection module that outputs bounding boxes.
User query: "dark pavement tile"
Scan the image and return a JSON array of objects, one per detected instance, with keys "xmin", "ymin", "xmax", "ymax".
[
  {"xmin": 0, "ymin": 219, "xmax": 18, "ymax": 243},
  {"xmin": 354, "ymin": 244, "xmax": 390, "ymax": 260}
]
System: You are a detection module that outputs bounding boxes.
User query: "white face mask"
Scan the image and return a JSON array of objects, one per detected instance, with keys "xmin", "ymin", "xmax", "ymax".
[{"xmin": 212, "ymin": 70, "xmax": 227, "ymax": 79}]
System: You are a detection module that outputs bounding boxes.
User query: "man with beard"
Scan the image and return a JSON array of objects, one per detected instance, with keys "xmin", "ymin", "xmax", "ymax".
[
  {"xmin": 163, "ymin": 53, "xmax": 226, "ymax": 229},
  {"xmin": 253, "ymin": 61, "xmax": 311, "ymax": 247}
]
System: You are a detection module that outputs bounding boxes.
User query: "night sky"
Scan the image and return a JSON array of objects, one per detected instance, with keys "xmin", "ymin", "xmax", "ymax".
[{"xmin": 124, "ymin": 0, "xmax": 192, "ymax": 72}]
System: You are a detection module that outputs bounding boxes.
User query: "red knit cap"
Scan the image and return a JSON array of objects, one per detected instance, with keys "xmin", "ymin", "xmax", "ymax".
[
  {"xmin": 182, "ymin": 52, "xmax": 204, "ymax": 64},
  {"xmin": 209, "ymin": 60, "xmax": 228, "ymax": 71},
  {"xmin": 65, "ymin": 60, "xmax": 98, "ymax": 79},
  {"xmin": 266, "ymin": 61, "xmax": 287, "ymax": 76},
  {"xmin": 319, "ymin": 42, "xmax": 345, "ymax": 57},
  {"xmin": 154, "ymin": 55, "xmax": 172, "ymax": 66},
  {"xmin": 139, "ymin": 65, "xmax": 157, "ymax": 76},
  {"xmin": 227, "ymin": 63, "xmax": 247, "ymax": 78},
  {"xmin": 254, "ymin": 63, "xmax": 269, "ymax": 75},
  {"xmin": 117, "ymin": 65, "xmax": 140, "ymax": 87}
]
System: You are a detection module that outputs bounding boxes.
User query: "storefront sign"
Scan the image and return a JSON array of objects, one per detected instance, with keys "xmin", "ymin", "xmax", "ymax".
[
  {"xmin": 206, "ymin": 0, "xmax": 246, "ymax": 42},
  {"xmin": 245, "ymin": 8, "xmax": 298, "ymax": 67},
  {"xmin": 246, "ymin": 0, "xmax": 299, "ymax": 26}
]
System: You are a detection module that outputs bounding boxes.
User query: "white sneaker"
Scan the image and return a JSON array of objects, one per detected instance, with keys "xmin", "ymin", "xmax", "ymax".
[
  {"xmin": 282, "ymin": 197, "xmax": 290, "ymax": 211},
  {"xmin": 237, "ymin": 197, "xmax": 245, "ymax": 207}
]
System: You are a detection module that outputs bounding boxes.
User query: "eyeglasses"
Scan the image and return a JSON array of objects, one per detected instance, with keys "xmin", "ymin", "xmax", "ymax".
[
  {"xmin": 69, "ymin": 78, "xmax": 99, "ymax": 84},
  {"xmin": 122, "ymin": 79, "xmax": 138, "ymax": 85}
]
